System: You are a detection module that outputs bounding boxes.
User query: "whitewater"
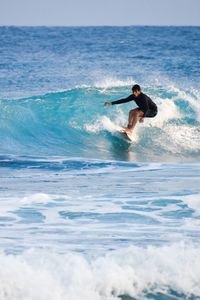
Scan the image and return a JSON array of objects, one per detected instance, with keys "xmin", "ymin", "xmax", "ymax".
[{"xmin": 0, "ymin": 26, "xmax": 200, "ymax": 300}]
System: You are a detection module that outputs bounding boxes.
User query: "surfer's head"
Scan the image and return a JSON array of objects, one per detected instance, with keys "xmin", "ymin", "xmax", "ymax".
[{"xmin": 132, "ymin": 84, "xmax": 141, "ymax": 97}]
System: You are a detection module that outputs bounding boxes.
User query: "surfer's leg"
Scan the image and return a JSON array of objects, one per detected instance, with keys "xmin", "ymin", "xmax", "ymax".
[
  {"xmin": 130, "ymin": 109, "xmax": 144, "ymax": 127},
  {"xmin": 125, "ymin": 109, "xmax": 144, "ymax": 133},
  {"xmin": 128, "ymin": 108, "xmax": 139, "ymax": 127}
]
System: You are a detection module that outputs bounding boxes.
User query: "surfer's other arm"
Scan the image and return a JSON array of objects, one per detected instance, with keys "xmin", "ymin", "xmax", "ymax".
[{"xmin": 104, "ymin": 95, "xmax": 133, "ymax": 106}]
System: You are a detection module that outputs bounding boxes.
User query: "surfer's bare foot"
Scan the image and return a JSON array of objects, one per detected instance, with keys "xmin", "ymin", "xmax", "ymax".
[
  {"xmin": 121, "ymin": 126, "xmax": 128, "ymax": 132},
  {"xmin": 126, "ymin": 128, "xmax": 133, "ymax": 135}
]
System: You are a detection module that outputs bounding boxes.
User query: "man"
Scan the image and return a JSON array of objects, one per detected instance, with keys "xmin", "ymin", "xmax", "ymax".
[{"xmin": 104, "ymin": 84, "xmax": 157, "ymax": 134}]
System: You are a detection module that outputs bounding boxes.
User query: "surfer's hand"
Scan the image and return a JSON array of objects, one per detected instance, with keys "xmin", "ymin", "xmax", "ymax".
[
  {"xmin": 104, "ymin": 102, "xmax": 112, "ymax": 106},
  {"xmin": 139, "ymin": 117, "xmax": 144, "ymax": 123}
]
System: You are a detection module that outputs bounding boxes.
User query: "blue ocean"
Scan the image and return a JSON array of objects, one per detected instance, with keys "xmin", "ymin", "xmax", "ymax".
[{"xmin": 0, "ymin": 26, "xmax": 200, "ymax": 300}]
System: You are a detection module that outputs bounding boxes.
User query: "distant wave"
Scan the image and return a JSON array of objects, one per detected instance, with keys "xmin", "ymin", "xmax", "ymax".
[{"xmin": 0, "ymin": 82, "xmax": 200, "ymax": 162}]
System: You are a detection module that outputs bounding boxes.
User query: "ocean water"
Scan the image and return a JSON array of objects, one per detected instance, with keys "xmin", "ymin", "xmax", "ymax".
[{"xmin": 0, "ymin": 26, "xmax": 200, "ymax": 300}]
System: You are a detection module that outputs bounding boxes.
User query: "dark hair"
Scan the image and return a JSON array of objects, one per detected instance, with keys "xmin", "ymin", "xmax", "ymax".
[{"xmin": 132, "ymin": 84, "xmax": 141, "ymax": 92}]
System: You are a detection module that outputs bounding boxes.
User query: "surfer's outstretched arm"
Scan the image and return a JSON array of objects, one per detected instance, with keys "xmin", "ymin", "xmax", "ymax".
[{"xmin": 104, "ymin": 94, "xmax": 133, "ymax": 106}]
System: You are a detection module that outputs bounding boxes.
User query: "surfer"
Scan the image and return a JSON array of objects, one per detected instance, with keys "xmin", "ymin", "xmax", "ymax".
[{"xmin": 104, "ymin": 84, "xmax": 157, "ymax": 134}]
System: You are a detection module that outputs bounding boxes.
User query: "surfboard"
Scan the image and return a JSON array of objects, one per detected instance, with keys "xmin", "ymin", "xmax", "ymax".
[
  {"xmin": 118, "ymin": 128, "xmax": 135, "ymax": 142},
  {"xmin": 100, "ymin": 116, "xmax": 135, "ymax": 142}
]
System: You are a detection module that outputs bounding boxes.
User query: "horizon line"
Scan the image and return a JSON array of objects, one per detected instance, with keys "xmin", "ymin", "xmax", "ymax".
[{"xmin": 0, "ymin": 24, "xmax": 199, "ymax": 27}]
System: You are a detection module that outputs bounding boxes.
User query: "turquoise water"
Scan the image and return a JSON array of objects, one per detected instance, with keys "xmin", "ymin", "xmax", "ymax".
[
  {"xmin": 1, "ymin": 85, "xmax": 200, "ymax": 162},
  {"xmin": 0, "ymin": 26, "xmax": 200, "ymax": 300}
]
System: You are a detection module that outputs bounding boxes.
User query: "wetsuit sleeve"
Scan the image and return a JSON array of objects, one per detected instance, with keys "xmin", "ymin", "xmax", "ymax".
[{"xmin": 111, "ymin": 94, "xmax": 134, "ymax": 105}]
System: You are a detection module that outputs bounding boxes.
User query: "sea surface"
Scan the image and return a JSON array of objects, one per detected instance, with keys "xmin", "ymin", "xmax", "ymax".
[{"xmin": 0, "ymin": 26, "xmax": 200, "ymax": 300}]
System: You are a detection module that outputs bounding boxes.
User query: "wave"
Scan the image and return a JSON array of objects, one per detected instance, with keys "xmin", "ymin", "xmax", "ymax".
[
  {"xmin": 0, "ymin": 82, "xmax": 200, "ymax": 162},
  {"xmin": 0, "ymin": 243, "xmax": 200, "ymax": 300}
]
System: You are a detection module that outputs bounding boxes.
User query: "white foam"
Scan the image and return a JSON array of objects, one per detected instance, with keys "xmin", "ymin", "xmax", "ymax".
[
  {"xmin": 20, "ymin": 193, "xmax": 52, "ymax": 204},
  {"xmin": 139, "ymin": 85, "xmax": 200, "ymax": 154},
  {"xmin": 79, "ymin": 77, "xmax": 136, "ymax": 96},
  {"xmin": 149, "ymin": 96, "xmax": 181, "ymax": 127},
  {"xmin": 169, "ymin": 85, "xmax": 200, "ymax": 122},
  {"xmin": 84, "ymin": 116, "xmax": 121, "ymax": 134},
  {"xmin": 179, "ymin": 194, "xmax": 200, "ymax": 216},
  {"xmin": 93, "ymin": 77, "xmax": 135, "ymax": 89},
  {"xmin": 84, "ymin": 115, "xmax": 139, "ymax": 143},
  {"xmin": 162, "ymin": 124, "xmax": 200, "ymax": 152},
  {"xmin": 100, "ymin": 116, "xmax": 123, "ymax": 132},
  {"xmin": 0, "ymin": 243, "xmax": 200, "ymax": 300}
]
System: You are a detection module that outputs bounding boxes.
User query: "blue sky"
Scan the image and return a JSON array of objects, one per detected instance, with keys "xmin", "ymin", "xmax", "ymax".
[{"xmin": 0, "ymin": 0, "xmax": 199, "ymax": 26}]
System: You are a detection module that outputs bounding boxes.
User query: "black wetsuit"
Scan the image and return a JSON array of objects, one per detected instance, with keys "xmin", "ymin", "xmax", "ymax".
[{"xmin": 111, "ymin": 92, "xmax": 157, "ymax": 117}]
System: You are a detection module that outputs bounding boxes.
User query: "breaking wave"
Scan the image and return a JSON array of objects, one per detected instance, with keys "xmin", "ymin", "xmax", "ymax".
[{"xmin": 0, "ymin": 81, "xmax": 200, "ymax": 162}]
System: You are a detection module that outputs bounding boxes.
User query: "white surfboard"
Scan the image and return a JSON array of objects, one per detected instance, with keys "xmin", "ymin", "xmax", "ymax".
[
  {"xmin": 118, "ymin": 128, "xmax": 135, "ymax": 142},
  {"xmin": 100, "ymin": 116, "xmax": 136, "ymax": 142}
]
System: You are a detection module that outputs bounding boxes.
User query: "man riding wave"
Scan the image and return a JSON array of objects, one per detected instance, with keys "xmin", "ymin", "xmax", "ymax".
[{"xmin": 104, "ymin": 84, "xmax": 157, "ymax": 134}]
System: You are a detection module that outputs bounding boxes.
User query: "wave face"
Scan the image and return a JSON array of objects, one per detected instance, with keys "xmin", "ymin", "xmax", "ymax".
[{"xmin": 1, "ymin": 82, "xmax": 200, "ymax": 162}]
